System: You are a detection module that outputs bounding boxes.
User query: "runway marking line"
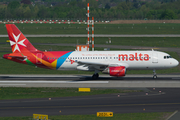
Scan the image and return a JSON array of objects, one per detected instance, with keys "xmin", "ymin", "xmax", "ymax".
[
  {"xmin": 0, "ymin": 84, "xmax": 26, "ymax": 86},
  {"xmin": 1, "ymin": 102, "xmax": 180, "ymax": 110},
  {"xmin": 166, "ymin": 110, "xmax": 178, "ymax": 120},
  {"xmin": 0, "ymin": 81, "xmax": 109, "ymax": 84}
]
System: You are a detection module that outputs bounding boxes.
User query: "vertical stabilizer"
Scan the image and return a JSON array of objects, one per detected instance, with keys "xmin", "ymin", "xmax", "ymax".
[{"xmin": 6, "ymin": 24, "xmax": 38, "ymax": 53}]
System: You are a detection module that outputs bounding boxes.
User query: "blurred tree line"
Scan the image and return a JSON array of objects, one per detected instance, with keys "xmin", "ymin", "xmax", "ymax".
[{"xmin": 0, "ymin": 0, "xmax": 180, "ymax": 20}]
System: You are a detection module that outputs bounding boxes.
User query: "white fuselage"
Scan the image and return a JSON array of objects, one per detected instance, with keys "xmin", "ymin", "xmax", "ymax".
[{"xmin": 58, "ymin": 50, "xmax": 179, "ymax": 71}]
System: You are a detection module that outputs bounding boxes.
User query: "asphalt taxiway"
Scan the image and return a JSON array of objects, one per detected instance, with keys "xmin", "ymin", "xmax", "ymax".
[{"xmin": 0, "ymin": 88, "xmax": 180, "ymax": 117}]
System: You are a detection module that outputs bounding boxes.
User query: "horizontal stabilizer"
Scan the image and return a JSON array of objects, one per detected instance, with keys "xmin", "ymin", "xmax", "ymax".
[{"xmin": 3, "ymin": 53, "xmax": 27, "ymax": 61}]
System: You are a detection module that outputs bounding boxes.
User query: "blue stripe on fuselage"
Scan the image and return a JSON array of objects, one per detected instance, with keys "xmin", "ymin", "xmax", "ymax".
[{"xmin": 56, "ymin": 51, "xmax": 73, "ymax": 69}]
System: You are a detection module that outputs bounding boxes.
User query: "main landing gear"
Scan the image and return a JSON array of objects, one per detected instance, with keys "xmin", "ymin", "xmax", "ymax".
[
  {"xmin": 153, "ymin": 69, "xmax": 157, "ymax": 79},
  {"xmin": 92, "ymin": 73, "xmax": 99, "ymax": 80}
]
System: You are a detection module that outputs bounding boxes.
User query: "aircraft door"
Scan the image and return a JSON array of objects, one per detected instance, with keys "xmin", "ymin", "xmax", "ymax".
[
  {"xmin": 36, "ymin": 53, "xmax": 42, "ymax": 64},
  {"xmin": 152, "ymin": 53, "xmax": 158, "ymax": 63}
]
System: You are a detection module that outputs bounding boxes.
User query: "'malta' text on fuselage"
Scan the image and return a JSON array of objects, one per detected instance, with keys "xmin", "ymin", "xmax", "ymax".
[{"xmin": 118, "ymin": 53, "xmax": 149, "ymax": 61}]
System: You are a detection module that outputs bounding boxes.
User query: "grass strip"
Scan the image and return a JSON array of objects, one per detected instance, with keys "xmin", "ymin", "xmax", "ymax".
[
  {"xmin": 15, "ymin": 37, "xmax": 180, "ymax": 48},
  {"xmin": 0, "ymin": 112, "xmax": 173, "ymax": 120},
  {"xmin": 1, "ymin": 37, "xmax": 180, "ymax": 49},
  {"xmin": 0, "ymin": 23, "xmax": 179, "ymax": 34},
  {"xmin": 0, "ymin": 87, "xmax": 141, "ymax": 100}
]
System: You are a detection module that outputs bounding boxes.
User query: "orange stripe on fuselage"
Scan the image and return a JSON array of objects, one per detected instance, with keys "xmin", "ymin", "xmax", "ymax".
[{"xmin": 32, "ymin": 54, "xmax": 55, "ymax": 70}]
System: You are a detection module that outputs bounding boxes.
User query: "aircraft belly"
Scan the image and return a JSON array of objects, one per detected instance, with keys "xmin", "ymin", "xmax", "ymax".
[{"xmin": 126, "ymin": 61, "xmax": 152, "ymax": 69}]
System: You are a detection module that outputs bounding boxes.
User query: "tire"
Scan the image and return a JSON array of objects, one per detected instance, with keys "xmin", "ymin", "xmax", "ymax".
[
  {"xmin": 92, "ymin": 73, "xmax": 99, "ymax": 80},
  {"xmin": 153, "ymin": 75, "xmax": 157, "ymax": 79}
]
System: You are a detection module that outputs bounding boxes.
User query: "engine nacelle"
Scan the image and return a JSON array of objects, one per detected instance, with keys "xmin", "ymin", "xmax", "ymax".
[{"xmin": 103, "ymin": 66, "xmax": 126, "ymax": 77}]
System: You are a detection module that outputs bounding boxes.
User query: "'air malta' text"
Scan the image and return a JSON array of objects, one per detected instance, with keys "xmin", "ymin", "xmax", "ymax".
[{"xmin": 118, "ymin": 53, "xmax": 149, "ymax": 61}]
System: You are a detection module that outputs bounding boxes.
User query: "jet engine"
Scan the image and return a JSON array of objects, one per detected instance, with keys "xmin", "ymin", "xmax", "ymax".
[{"xmin": 102, "ymin": 66, "xmax": 126, "ymax": 77}]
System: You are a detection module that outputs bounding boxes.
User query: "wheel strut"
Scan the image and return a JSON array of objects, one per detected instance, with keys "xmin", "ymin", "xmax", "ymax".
[{"xmin": 153, "ymin": 69, "xmax": 157, "ymax": 79}]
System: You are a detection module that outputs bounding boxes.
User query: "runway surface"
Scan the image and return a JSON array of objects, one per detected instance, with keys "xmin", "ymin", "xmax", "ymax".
[
  {"xmin": 1, "ymin": 34, "xmax": 180, "ymax": 37},
  {"xmin": 1, "ymin": 75, "xmax": 180, "ymax": 87},
  {"xmin": 0, "ymin": 88, "xmax": 180, "ymax": 117}
]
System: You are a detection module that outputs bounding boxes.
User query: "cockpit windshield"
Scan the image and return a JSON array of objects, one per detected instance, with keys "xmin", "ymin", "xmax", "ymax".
[{"xmin": 164, "ymin": 56, "xmax": 172, "ymax": 59}]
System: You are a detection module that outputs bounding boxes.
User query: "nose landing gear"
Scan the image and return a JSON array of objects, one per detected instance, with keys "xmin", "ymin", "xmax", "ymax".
[{"xmin": 153, "ymin": 69, "xmax": 157, "ymax": 79}]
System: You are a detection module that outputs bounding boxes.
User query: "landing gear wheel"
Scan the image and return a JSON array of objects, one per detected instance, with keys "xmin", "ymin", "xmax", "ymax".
[
  {"xmin": 92, "ymin": 73, "xmax": 99, "ymax": 80},
  {"xmin": 153, "ymin": 75, "xmax": 157, "ymax": 79},
  {"xmin": 96, "ymin": 73, "xmax": 99, "ymax": 78}
]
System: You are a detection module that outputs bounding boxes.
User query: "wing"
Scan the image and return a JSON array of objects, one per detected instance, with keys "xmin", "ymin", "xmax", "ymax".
[
  {"xmin": 76, "ymin": 60, "xmax": 129, "ymax": 71},
  {"xmin": 76, "ymin": 61, "xmax": 108, "ymax": 71},
  {"xmin": 77, "ymin": 61, "xmax": 109, "ymax": 66}
]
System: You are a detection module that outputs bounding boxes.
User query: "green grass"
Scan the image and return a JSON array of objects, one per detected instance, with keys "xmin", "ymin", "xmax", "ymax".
[
  {"xmin": 1, "ymin": 37, "xmax": 180, "ymax": 48},
  {"xmin": 0, "ymin": 112, "xmax": 173, "ymax": 120},
  {"xmin": 0, "ymin": 87, "xmax": 141, "ymax": 100},
  {"xmin": 0, "ymin": 23, "xmax": 180, "ymax": 34},
  {"xmin": 29, "ymin": 37, "xmax": 180, "ymax": 48}
]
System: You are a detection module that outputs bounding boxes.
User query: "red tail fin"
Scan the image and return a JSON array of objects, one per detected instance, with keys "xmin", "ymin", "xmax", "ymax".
[{"xmin": 6, "ymin": 24, "xmax": 38, "ymax": 53}]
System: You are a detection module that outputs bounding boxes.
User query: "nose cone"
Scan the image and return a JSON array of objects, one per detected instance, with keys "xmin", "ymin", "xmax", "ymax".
[{"xmin": 173, "ymin": 59, "xmax": 179, "ymax": 67}]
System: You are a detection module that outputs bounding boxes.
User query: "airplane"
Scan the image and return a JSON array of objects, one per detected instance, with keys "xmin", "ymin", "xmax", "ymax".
[{"xmin": 3, "ymin": 24, "xmax": 179, "ymax": 79}]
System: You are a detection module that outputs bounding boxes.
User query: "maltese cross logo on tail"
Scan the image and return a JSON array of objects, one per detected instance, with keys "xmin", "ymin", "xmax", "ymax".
[{"xmin": 10, "ymin": 33, "xmax": 26, "ymax": 52}]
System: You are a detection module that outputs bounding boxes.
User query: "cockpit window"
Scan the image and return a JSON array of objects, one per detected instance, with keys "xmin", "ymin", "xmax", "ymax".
[{"xmin": 164, "ymin": 56, "xmax": 172, "ymax": 59}]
